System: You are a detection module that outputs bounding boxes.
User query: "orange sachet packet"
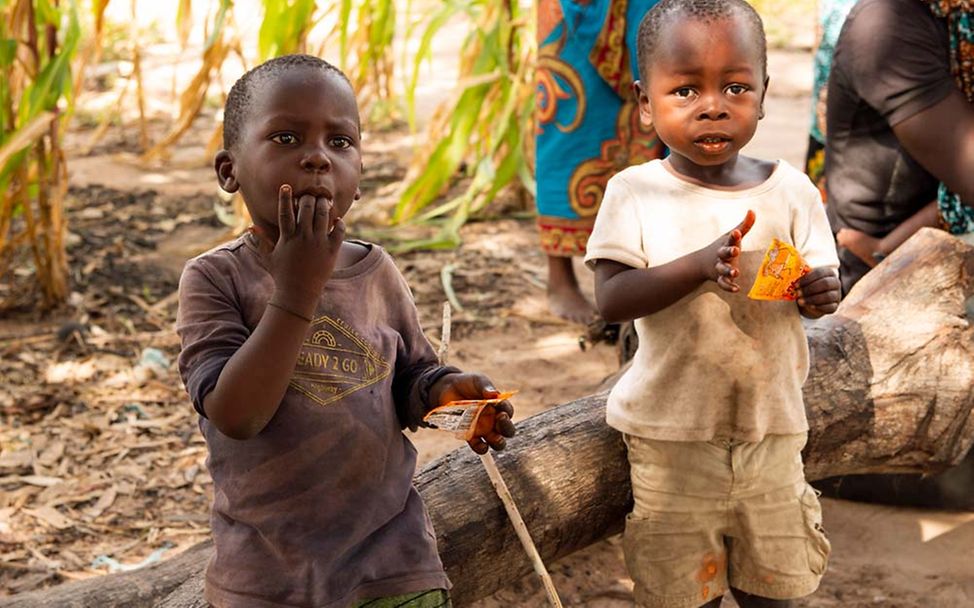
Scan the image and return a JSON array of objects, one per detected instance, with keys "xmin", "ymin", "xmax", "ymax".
[
  {"xmin": 747, "ymin": 238, "xmax": 810, "ymax": 301},
  {"xmin": 422, "ymin": 391, "xmax": 517, "ymax": 441}
]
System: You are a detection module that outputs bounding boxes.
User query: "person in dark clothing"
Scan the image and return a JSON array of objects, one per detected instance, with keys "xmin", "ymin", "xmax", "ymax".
[{"xmin": 825, "ymin": 0, "xmax": 974, "ymax": 295}]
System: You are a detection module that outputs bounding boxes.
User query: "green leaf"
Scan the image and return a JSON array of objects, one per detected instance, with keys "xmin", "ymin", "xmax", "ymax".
[
  {"xmin": 0, "ymin": 148, "xmax": 31, "ymax": 188},
  {"xmin": 257, "ymin": 0, "xmax": 282, "ymax": 59},
  {"xmin": 0, "ymin": 38, "xmax": 15, "ymax": 68},
  {"xmin": 393, "ymin": 80, "xmax": 491, "ymax": 222},
  {"xmin": 23, "ymin": 53, "xmax": 68, "ymax": 123},
  {"xmin": 259, "ymin": 0, "xmax": 316, "ymax": 60},
  {"xmin": 406, "ymin": 3, "xmax": 459, "ymax": 131},
  {"xmin": 205, "ymin": 0, "xmax": 232, "ymax": 51},
  {"xmin": 35, "ymin": 0, "xmax": 60, "ymax": 26},
  {"xmin": 176, "ymin": 0, "xmax": 193, "ymax": 47},
  {"xmin": 338, "ymin": 0, "xmax": 352, "ymax": 70},
  {"xmin": 391, "ymin": 0, "xmax": 536, "ymax": 245},
  {"xmin": 16, "ymin": 1, "xmax": 80, "ymax": 123},
  {"xmin": 386, "ymin": 228, "xmax": 463, "ymax": 253}
]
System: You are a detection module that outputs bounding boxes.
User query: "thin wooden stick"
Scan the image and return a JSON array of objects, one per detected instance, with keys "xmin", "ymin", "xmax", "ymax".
[
  {"xmin": 439, "ymin": 264, "xmax": 464, "ymax": 313},
  {"xmin": 438, "ymin": 301, "xmax": 451, "ymax": 366},
  {"xmin": 437, "ymin": 302, "xmax": 563, "ymax": 608},
  {"xmin": 479, "ymin": 451, "xmax": 563, "ymax": 607}
]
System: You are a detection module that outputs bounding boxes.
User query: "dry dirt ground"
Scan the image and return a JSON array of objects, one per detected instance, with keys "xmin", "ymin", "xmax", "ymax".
[{"xmin": 2, "ymin": 33, "xmax": 974, "ymax": 608}]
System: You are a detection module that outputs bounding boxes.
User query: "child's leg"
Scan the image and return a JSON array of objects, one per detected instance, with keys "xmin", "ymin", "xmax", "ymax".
[
  {"xmin": 724, "ymin": 434, "xmax": 830, "ymax": 602},
  {"xmin": 623, "ymin": 435, "xmax": 735, "ymax": 608},
  {"xmin": 730, "ymin": 588, "xmax": 792, "ymax": 607},
  {"xmin": 623, "ymin": 434, "xmax": 828, "ymax": 608}
]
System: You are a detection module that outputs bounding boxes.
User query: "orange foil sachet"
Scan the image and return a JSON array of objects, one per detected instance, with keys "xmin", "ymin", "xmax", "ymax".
[
  {"xmin": 423, "ymin": 391, "xmax": 517, "ymax": 441},
  {"xmin": 747, "ymin": 238, "xmax": 810, "ymax": 301}
]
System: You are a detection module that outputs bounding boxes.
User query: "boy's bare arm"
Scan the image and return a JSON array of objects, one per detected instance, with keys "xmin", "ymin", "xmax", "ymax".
[
  {"xmin": 203, "ymin": 185, "xmax": 344, "ymax": 439},
  {"xmin": 594, "ymin": 210, "xmax": 755, "ymax": 323},
  {"xmin": 202, "ymin": 308, "xmax": 317, "ymax": 439},
  {"xmin": 595, "ymin": 255, "xmax": 712, "ymax": 323}
]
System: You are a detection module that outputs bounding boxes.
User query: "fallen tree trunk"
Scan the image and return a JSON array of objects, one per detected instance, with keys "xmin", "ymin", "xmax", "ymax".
[
  {"xmin": 0, "ymin": 540, "xmax": 213, "ymax": 608},
  {"xmin": 5, "ymin": 228, "xmax": 973, "ymax": 607}
]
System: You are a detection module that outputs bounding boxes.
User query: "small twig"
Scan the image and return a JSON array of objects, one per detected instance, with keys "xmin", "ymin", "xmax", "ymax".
[
  {"xmin": 91, "ymin": 395, "xmax": 182, "ymax": 404},
  {"xmin": 149, "ymin": 290, "xmax": 180, "ymax": 312},
  {"xmin": 0, "ymin": 560, "xmax": 50, "ymax": 573},
  {"xmin": 87, "ymin": 330, "xmax": 178, "ymax": 347},
  {"xmin": 440, "ymin": 263, "xmax": 464, "ymax": 312},
  {"xmin": 479, "ymin": 452, "xmax": 563, "ymax": 608},
  {"xmin": 0, "ymin": 329, "xmax": 178, "ymax": 351},
  {"xmin": 438, "ymin": 302, "xmax": 451, "ymax": 366},
  {"xmin": 437, "ymin": 300, "xmax": 563, "ymax": 608},
  {"xmin": 0, "ymin": 324, "xmax": 63, "ymax": 342},
  {"xmin": 0, "ymin": 333, "xmax": 59, "ymax": 355}
]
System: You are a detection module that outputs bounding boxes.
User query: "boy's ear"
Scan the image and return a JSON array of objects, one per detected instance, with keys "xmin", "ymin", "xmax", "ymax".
[
  {"xmin": 759, "ymin": 75, "xmax": 770, "ymax": 120},
  {"xmin": 214, "ymin": 150, "xmax": 239, "ymax": 193},
  {"xmin": 633, "ymin": 80, "xmax": 653, "ymax": 126}
]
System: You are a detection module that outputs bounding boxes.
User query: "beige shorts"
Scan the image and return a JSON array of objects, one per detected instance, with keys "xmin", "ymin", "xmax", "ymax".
[{"xmin": 623, "ymin": 433, "xmax": 830, "ymax": 608}]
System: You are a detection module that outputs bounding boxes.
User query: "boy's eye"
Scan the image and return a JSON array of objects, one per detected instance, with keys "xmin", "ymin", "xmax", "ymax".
[
  {"xmin": 271, "ymin": 133, "xmax": 298, "ymax": 145},
  {"xmin": 330, "ymin": 136, "xmax": 353, "ymax": 149},
  {"xmin": 726, "ymin": 84, "xmax": 748, "ymax": 95},
  {"xmin": 674, "ymin": 87, "xmax": 694, "ymax": 98}
]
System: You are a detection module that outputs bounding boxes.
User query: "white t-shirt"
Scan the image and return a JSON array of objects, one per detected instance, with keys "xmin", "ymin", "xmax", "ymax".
[{"xmin": 585, "ymin": 159, "xmax": 839, "ymax": 442}]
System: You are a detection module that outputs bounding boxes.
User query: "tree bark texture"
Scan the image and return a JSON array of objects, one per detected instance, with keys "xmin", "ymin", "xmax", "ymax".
[{"xmin": 4, "ymin": 228, "xmax": 972, "ymax": 607}]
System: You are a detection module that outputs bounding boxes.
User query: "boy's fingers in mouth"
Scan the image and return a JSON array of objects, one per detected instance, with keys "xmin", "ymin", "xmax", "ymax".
[
  {"xmin": 277, "ymin": 184, "xmax": 296, "ymax": 234},
  {"xmin": 313, "ymin": 196, "xmax": 331, "ymax": 234},
  {"xmin": 296, "ymin": 194, "xmax": 316, "ymax": 231}
]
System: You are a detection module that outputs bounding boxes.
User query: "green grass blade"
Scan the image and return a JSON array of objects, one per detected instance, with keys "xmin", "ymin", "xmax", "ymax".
[
  {"xmin": 338, "ymin": 0, "xmax": 352, "ymax": 70},
  {"xmin": 205, "ymin": 0, "xmax": 232, "ymax": 51}
]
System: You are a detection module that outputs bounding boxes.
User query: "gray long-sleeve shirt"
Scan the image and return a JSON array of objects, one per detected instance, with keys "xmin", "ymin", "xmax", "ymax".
[{"xmin": 176, "ymin": 235, "xmax": 449, "ymax": 607}]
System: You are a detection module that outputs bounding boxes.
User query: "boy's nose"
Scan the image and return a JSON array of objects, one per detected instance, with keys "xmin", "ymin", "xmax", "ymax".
[
  {"xmin": 697, "ymin": 95, "xmax": 729, "ymax": 121},
  {"xmin": 300, "ymin": 147, "xmax": 331, "ymax": 171}
]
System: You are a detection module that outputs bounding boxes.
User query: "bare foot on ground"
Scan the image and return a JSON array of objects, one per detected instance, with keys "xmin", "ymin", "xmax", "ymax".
[{"xmin": 547, "ymin": 255, "xmax": 598, "ymax": 324}]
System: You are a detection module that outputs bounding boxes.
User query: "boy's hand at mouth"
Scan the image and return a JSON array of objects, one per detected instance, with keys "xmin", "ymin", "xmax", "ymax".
[{"xmin": 253, "ymin": 184, "xmax": 345, "ymax": 319}]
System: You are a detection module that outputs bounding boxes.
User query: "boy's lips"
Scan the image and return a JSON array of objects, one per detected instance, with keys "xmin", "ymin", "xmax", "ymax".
[
  {"xmin": 693, "ymin": 134, "xmax": 732, "ymax": 155},
  {"xmin": 296, "ymin": 189, "xmax": 333, "ymax": 201}
]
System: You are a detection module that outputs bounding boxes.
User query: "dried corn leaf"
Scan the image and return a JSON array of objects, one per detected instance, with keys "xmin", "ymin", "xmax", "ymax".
[
  {"xmin": 23, "ymin": 505, "xmax": 73, "ymax": 530},
  {"xmin": 12, "ymin": 475, "xmax": 64, "ymax": 487},
  {"xmin": 85, "ymin": 485, "xmax": 117, "ymax": 520}
]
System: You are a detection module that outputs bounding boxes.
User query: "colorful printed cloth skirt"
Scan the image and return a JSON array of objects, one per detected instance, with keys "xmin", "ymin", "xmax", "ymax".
[
  {"xmin": 803, "ymin": 0, "xmax": 857, "ymax": 201},
  {"xmin": 536, "ymin": 0, "xmax": 665, "ymax": 257}
]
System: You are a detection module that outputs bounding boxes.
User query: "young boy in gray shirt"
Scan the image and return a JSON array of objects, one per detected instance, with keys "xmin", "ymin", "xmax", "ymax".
[{"xmin": 177, "ymin": 54, "xmax": 515, "ymax": 608}]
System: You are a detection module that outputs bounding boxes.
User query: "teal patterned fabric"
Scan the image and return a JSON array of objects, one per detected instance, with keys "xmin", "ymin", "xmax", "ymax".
[
  {"xmin": 809, "ymin": 0, "xmax": 859, "ymax": 145},
  {"xmin": 937, "ymin": 185, "xmax": 974, "ymax": 234}
]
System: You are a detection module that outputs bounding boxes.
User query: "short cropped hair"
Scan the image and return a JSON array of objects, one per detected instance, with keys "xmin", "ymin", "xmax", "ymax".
[
  {"xmin": 223, "ymin": 54, "xmax": 353, "ymax": 150},
  {"xmin": 636, "ymin": 0, "xmax": 767, "ymax": 82}
]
